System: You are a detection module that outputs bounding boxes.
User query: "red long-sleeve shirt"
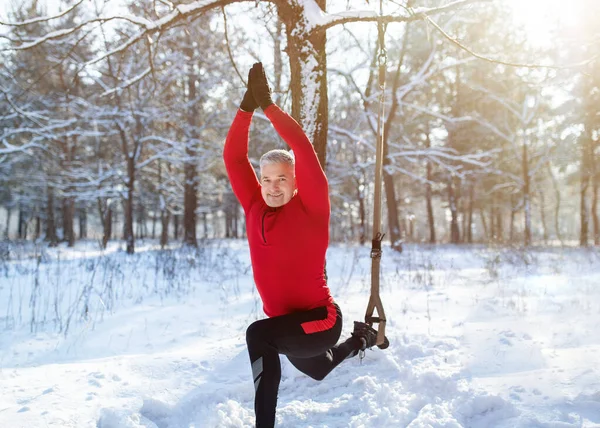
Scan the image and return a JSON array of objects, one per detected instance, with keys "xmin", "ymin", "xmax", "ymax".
[{"xmin": 223, "ymin": 105, "xmax": 335, "ymax": 333}]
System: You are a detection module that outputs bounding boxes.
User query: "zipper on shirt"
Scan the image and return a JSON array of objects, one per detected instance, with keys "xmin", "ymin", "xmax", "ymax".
[{"xmin": 261, "ymin": 210, "xmax": 268, "ymax": 244}]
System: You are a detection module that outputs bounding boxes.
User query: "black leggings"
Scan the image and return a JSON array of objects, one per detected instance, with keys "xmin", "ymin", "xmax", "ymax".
[{"xmin": 245, "ymin": 303, "xmax": 360, "ymax": 427}]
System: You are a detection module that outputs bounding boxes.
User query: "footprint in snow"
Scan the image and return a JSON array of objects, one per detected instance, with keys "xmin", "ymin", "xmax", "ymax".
[
  {"xmin": 509, "ymin": 392, "xmax": 522, "ymax": 401},
  {"xmin": 88, "ymin": 372, "xmax": 105, "ymax": 387}
]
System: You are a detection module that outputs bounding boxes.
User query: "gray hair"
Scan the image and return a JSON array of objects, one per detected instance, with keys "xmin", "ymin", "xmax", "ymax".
[{"xmin": 259, "ymin": 149, "xmax": 295, "ymax": 169}]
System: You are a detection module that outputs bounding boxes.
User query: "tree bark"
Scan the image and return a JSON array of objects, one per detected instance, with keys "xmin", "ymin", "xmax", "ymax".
[
  {"xmin": 466, "ymin": 182, "xmax": 474, "ymax": 243},
  {"xmin": 448, "ymin": 176, "xmax": 460, "ymax": 244},
  {"xmin": 426, "ymin": 160, "xmax": 436, "ymax": 244},
  {"xmin": 102, "ymin": 207, "xmax": 112, "ymax": 250},
  {"xmin": 79, "ymin": 207, "xmax": 87, "ymax": 239},
  {"xmin": 173, "ymin": 214, "xmax": 180, "ymax": 240},
  {"xmin": 522, "ymin": 138, "xmax": 532, "ymax": 246},
  {"xmin": 17, "ymin": 201, "xmax": 25, "ymax": 239},
  {"xmin": 546, "ymin": 162, "xmax": 563, "ymax": 244},
  {"xmin": 490, "ymin": 195, "xmax": 496, "ymax": 242},
  {"xmin": 46, "ymin": 187, "xmax": 58, "ymax": 247},
  {"xmin": 356, "ymin": 176, "xmax": 367, "ymax": 246},
  {"xmin": 495, "ymin": 202, "xmax": 503, "ymax": 243},
  {"xmin": 34, "ymin": 213, "xmax": 41, "ymax": 241},
  {"xmin": 3, "ymin": 207, "xmax": 10, "ymax": 239},
  {"xmin": 183, "ymin": 37, "xmax": 198, "ymax": 247},
  {"xmin": 539, "ymin": 188, "xmax": 548, "ymax": 244},
  {"xmin": 280, "ymin": 1, "xmax": 328, "ymax": 167},
  {"xmin": 509, "ymin": 194, "xmax": 516, "ymax": 244},
  {"xmin": 592, "ymin": 140, "xmax": 599, "ymax": 245},
  {"xmin": 160, "ymin": 210, "xmax": 170, "ymax": 249},
  {"xmin": 273, "ymin": 16, "xmax": 284, "ymax": 105},
  {"xmin": 124, "ymin": 152, "xmax": 135, "ymax": 254},
  {"xmin": 580, "ymin": 136, "xmax": 591, "ymax": 247},
  {"xmin": 378, "ymin": 23, "xmax": 412, "ymax": 252},
  {"xmin": 62, "ymin": 197, "xmax": 75, "ymax": 246},
  {"xmin": 479, "ymin": 207, "xmax": 488, "ymax": 241}
]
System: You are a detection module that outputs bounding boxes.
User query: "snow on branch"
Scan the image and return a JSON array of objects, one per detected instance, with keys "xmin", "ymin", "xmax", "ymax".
[
  {"xmin": 99, "ymin": 67, "xmax": 152, "ymax": 97},
  {"xmin": 0, "ymin": 139, "xmax": 44, "ymax": 155},
  {"xmin": 1, "ymin": 0, "xmax": 234, "ymax": 55},
  {"xmin": 400, "ymin": 101, "xmax": 515, "ymax": 144},
  {"xmin": 0, "ymin": 0, "xmax": 85, "ymax": 27},
  {"xmin": 306, "ymin": 0, "xmax": 484, "ymax": 32}
]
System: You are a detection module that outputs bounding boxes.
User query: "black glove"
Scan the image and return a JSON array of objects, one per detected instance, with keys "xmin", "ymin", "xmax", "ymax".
[
  {"xmin": 240, "ymin": 68, "xmax": 259, "ymax": 112},
  {"xmin": 250, "ymin": 62, "xmax": 274, "ymax": 111}
]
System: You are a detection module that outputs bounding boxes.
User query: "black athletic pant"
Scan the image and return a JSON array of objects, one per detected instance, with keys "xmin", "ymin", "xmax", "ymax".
[{"xmin": 246, "ymin": 303, "xmax": 361, "ymax": 427}]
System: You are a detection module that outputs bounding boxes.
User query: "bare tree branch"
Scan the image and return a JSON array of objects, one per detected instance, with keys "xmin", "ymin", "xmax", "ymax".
[
  {"xmin": 0, "ymin": 0, "xmax": 85, "ymax": 27},
  {"xmin": 312, "ymin": 0, "xmax": 485, "ymax": 32}
]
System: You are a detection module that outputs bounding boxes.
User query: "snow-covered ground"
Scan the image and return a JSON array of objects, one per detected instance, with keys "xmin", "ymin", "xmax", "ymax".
[{"xmin": 0, "ymin": 240, "xmax": 599, "ymax": 427}]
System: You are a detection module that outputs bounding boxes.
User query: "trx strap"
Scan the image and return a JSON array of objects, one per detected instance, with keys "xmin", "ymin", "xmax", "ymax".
[{"xmin": 364, "ymin": 4, "xmax": 388, "ymax": 348}]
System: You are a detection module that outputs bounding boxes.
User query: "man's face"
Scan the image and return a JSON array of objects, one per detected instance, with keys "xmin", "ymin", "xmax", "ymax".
[{"xmin": 260, "ymin": 162, "xmax": 297, "ymax": 207}]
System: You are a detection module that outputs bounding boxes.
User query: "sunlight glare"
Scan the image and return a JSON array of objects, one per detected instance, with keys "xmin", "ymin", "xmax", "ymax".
[{"xmin": 506, "ymin": 0, "xmax": 585, "ymax": 47}]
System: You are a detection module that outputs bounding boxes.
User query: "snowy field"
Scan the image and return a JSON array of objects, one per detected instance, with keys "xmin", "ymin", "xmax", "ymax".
[{"xmin": 0, "ymin": 239, "xmax": 599, "ymax": 427}]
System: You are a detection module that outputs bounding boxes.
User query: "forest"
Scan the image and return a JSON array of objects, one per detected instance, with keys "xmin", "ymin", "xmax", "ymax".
[{"xmin": 1, "ymin": 0, "xmax": 599, "ymax": 253}]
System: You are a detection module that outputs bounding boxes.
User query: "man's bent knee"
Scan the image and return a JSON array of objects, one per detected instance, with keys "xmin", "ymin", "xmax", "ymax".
[{"xmin": 246, "ymin": 319, "xmax": 268, "ymax": 347}]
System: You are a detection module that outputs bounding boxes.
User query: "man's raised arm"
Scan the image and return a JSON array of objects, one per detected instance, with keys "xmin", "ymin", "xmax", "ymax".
[{"xmin": 223, "ymin": 69, "xmax": 261, "ymax": 211}]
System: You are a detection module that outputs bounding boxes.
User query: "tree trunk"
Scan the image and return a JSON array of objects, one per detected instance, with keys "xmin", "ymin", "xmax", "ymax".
[
  {"xmin": 233, "ymin": 202, "xmax": 239, "ymax": 239},
  {"xmin": 34, "ymin": 214, "xmax": 41, "ymax": 241},
  {"xmin": 539, "ymin": 188, "xmax": 549, "ymax": 244},
  {"xmin": 479, "ymin": 207, "xmax": 488, "ymax": 241},
  {"xmin": 46, "ymin": 187, "xmax": 58, "ymax": 247},
  {"xmin": 102, "ymin": 207, "xmax": 112, "ymax": 250},
  {"xmin": 356, "ymin": 177, "xmax": 367, "ymax": 246},
  {"xmin": 4, "ymin": 207, "xmax": 10, "ymax": 239},
  {"xmin": 160, "ymin": 210, "xmax": 170, "ymax": 249},
  {"xmin": 580, "ymin": 137, "xmax": 591, "ymax": 247},
  {"xmin": 448, "ymin": 177, "xmax": 460, "ymax": 244},
  {"xmin": 592, "ymin": 140, "xmax": 599, "ymax": 245},
  {"xmin": 62, "ymin": 197, "xmax": 75, "ymax": 247},
  {"xmin": 183, "ymin": 38, "xmax": 198, "ymax": 247},
  {"xmin": 97, "ymin": 198, "xmax": 111, "ymax": 249},
  {"xmin": 383, "ymin": 168, "xmax": 402, "ymax": 250},
  {"xmin": 225, "ymin": 203, "xmax": 232, "ymax": 238},
  {"xmin": 124, "ymin": 157, "xmax": 135, "ymax": 254},
  {"xmin": 79, "ymin": 207, "xmax": 87, "ymax": 239},
  {"xmin": 18, "ymin": 202, "xmax": 25, "ymax": 239},
  {"xmin": 378, "ymin": 22, "xmax": 412, "ymax": 252},
  {"xmin": 137, "ymin": 204, "xmax": 147, "ymax": 239},
  {"xmin": 152, "ymin": 210, "xmax": 157, "ymax": 239},
  {"xmin": 273, "ymin": 17, "xmax": 284, "ymax": 105},
  {"xmin": 281, "ymin": 1, "xmax": 328, "ymax": 167},
  {"xmin": 425, "ymin": 132, "xmax": 436, "ymax": 243},
  {"xmin": 173, "ymin": 214, "xmax": 179, "ymax": 240},
  {"xmin": 117, "ymin": 123, "xmax": 136, "ymax": 254},
  {"xmin": 466, "ymin": 182, "xmax": 474, "ymax": 243},
  {"xmin": 490, "ymin": 195, "xmax": 496, "ymax": 242},
  {"xmin": 495, "ymin": 204, "xmax": 503, "ymax": 243},
  {"xmin": 509, "ymin": 194, "xmax": 516, "ymax": 244},
  {"xmin": 547, "ymin": 162, "xmax": 563, "ymax": 244},
  {"xmin": 522, "ymin": 139, "xmax": 532, "ymax": 247}
]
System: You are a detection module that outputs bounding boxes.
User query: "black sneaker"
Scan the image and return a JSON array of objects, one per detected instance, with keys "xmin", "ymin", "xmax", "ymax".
[{"xmin": 352, "ymin": 321, "xmax": 384, "ymax": 350}]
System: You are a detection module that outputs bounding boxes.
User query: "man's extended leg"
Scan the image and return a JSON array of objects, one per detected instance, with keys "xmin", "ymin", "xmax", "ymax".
[
  {"xmin": 245, "ymin": 304, "xmax": 343, "ymax": 427},
  {"xmin": 287, "ymin": 320, "xmax": 389, "ymax": 380}
]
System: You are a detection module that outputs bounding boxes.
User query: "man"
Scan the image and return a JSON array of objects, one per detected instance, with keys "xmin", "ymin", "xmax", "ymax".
[{"xmin": 223, "ymin": 62, "xmax": 387, "ymax": 427}]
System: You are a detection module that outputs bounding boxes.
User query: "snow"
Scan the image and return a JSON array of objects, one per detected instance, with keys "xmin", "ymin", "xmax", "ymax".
[{"xmin": 1, "ymin": 240, "xmax": 599, "ymax": 427}]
